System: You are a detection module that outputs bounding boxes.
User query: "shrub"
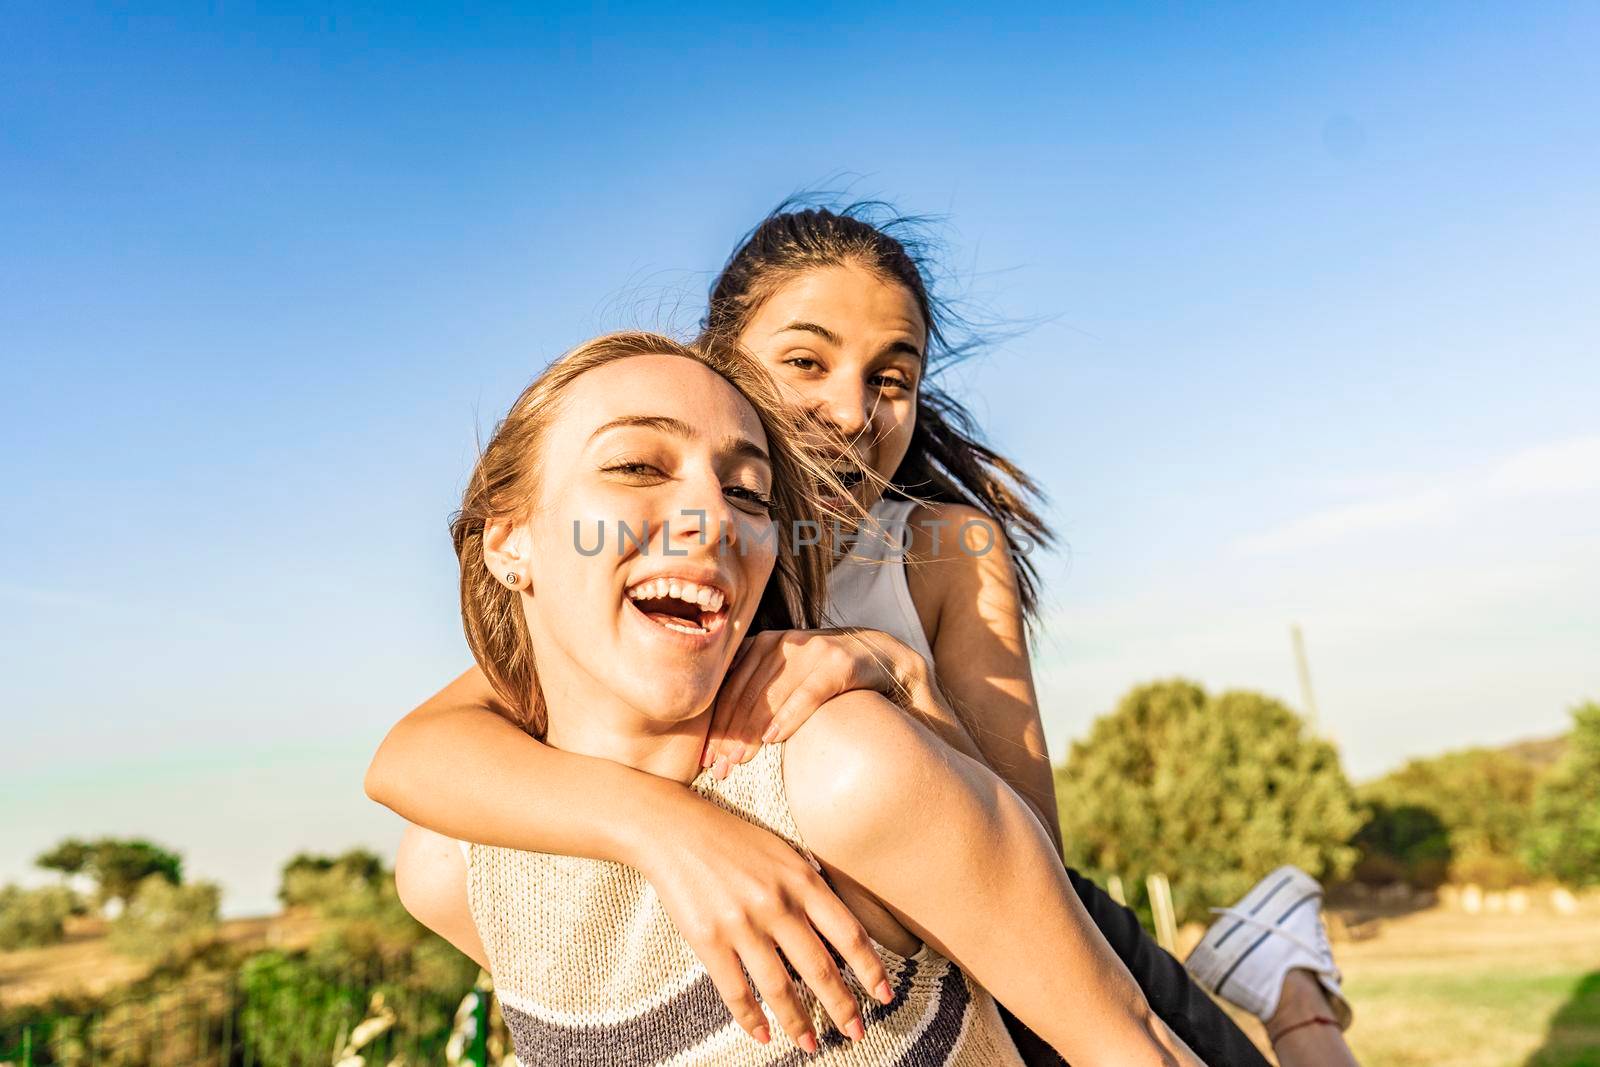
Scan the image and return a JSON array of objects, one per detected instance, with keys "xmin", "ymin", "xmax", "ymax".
[
  {"xmin": 1350, "ymin": 802, "xmax": 1453, "ymax": 888},
  {"xmin": 278, "ymin": 848, "xmax": 385, "ymax": 909},
  {"xmin": 1357, "ymin": 747, "xmax": 1541, "ymax": 887},
  {"xmin": 0, "ymin": 884, "xmax": 78, "ymax": 949},
  {"xmin": 1056, "ymin": 679, "xmax": 1362, "ymax": 925},
  {"xmin": 109, "ymin": 875, "xmax": 220, "ymax": 961}
]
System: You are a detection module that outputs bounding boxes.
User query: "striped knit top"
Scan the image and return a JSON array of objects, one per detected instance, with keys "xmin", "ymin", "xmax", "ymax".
[{"xmin": 463, "ymin": 742, "xmax": 1026, "ymax": 1066}]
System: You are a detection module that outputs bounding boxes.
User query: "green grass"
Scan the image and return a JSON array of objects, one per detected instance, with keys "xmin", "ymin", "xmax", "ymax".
[{"xmin": 1336, "ymin": 910, "xmax": 1600, "ymax": 1067}]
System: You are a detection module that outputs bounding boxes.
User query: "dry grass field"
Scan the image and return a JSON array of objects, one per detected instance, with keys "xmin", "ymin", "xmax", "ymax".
[{"xmin": 0, "ymin": 912, "xmax": 320, "ymax": 1008}]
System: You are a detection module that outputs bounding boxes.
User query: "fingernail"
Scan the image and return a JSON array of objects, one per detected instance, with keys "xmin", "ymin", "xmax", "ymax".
[
  {"xmin": 799, "ymin": 1031, "xmax": 818, "ymax": 1054},
  {"xmin": 761, "ymin": 722, "xmax": 780, "ymax": 743},
  {"xmin": 713, "ymin": 755, "xmax": 729, "ymax": 779},
  {"xmin": 845, "ymin": 1017, "xmax": 865, "ymax": 1042},
  {"xmin": 701, "ymin": 749, "xmax": 713, "ymax": 768},
  {"xmin": 753, "ymin": 1025, "xmax": 770, "ymax": 1045},
  {"xmin": 875, "ymin": 980, "xmax": 893, "ymax": 1004}
]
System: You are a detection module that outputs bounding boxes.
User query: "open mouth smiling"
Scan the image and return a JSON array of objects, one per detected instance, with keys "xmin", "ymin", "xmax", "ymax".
[
  {"xmin": 624, "ymin": 576, "xmax": 729, "ymax": 637},
  {"xmin": 821, "ymin": 455, "xmax": 866, "ymax": 493}
]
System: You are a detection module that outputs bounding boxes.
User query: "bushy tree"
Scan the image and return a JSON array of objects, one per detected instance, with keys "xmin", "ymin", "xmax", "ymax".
[
  {"xmin": 1357, "ymin": 746, "xmax": 1541, "ymax": 887},
  {"xmin": 35, "ymin": 837, "xmax": 183, "ymax": 911},
  {"xmin": 35, "ymin": 839, "xmax": 92, "ymax": 879},
  {"xmin": 108, "ymin": 874, "xmax": 220, "ymax": 961},
  {"xmin": 1524, "ymin": 701, "xmax": 1600, "ymax": 887},
  {"xmin": 1056, "ymin": 679, "xmax": 1362, "ymax": 924},
  {"xmin": 0, "ymin": 884, "xmax": 79, "ymax": 949}
]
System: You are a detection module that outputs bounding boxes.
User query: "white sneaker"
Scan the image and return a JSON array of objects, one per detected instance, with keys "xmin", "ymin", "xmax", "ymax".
[{"xmin": 1184, "ymin": 865, "xmax": 1353, "ymax": 1029}]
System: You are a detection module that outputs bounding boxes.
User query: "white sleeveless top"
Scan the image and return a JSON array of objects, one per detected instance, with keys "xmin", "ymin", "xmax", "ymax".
[{"xmin": 824, "ymin": 497, "xmax": 935, "ymax": 664}]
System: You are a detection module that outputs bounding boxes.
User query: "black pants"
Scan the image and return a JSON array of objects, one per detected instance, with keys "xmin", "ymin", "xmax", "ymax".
[{"xmin": 999, "ymin": 866, "xmax": 1272, "ymax": 1067}]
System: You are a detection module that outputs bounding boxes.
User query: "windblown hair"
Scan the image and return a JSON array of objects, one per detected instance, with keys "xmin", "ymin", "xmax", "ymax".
[
  {"xmin": 701, "ymin": 200, "xmax": 1054, "ymax": 619},
  {"xmin": 450, "ymin": 331, "xmax": 854, "ymax": 737}
]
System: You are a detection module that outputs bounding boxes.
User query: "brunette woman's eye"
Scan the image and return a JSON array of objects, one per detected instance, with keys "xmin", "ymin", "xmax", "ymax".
[
  {"xmin": 871, "ymin": 371, "xmax": 913, "ymax": 392},
  {"xmin": 783, "ymin": 356, "xmax": 820, "ymax": 372}
]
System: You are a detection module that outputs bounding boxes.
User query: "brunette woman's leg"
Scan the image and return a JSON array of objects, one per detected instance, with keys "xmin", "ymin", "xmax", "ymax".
[{"xmin": 998, "ymin": 866, "xmax": 1272, "ymax": 1067}]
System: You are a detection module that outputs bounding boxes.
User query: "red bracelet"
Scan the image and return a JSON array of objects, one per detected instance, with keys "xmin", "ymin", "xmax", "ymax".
[{"xmin": 1269, "ymin": 1014, "xmax": 1341, "ymax": 1042}]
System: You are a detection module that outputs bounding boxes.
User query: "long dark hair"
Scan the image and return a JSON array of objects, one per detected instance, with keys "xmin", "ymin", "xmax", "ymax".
[{"xmin": 701, "ymin": 199, "xmax": 1054, "ymax": 620}]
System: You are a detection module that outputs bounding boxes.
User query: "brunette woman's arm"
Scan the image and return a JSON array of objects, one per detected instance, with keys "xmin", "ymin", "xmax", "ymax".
[
  {"xmin": 905, "ymin": 502, "xmax": 1062, "ymax": 852},
  {"xmin": 366, "ymin": 668, "xmax": 891, "ymax": 1047},
  {"xmin": 785, "ymin": 692, "xmax": 1199, "ymax": 1067}
]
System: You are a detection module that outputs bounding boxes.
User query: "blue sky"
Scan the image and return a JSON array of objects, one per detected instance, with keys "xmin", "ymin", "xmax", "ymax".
[{"xmin": 4, "ymin": 4, "xmax": 1596, "ymax": 915}]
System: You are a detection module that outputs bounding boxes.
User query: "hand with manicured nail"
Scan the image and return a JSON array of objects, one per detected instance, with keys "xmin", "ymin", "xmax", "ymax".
[{"xmin": 635, "ymin": 792, "xmax": 895, "ymax": 1048}]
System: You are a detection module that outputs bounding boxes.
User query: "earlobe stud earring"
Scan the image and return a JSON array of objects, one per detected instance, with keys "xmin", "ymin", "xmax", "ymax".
[{"xmin": 504, "ymin": 572, "xmax": 520, "ymax": 588}]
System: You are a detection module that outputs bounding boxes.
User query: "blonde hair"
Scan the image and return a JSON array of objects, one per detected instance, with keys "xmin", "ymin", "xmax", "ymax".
[{"xmin": 451, "ymin": 331, "xmax": 854, "ymax": 737}]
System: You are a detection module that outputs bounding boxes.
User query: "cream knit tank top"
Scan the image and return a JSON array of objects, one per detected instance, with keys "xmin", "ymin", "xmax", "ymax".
[{"xmin": 464, "ymin": 741, "xmax": 1025, "ymax": 1066}]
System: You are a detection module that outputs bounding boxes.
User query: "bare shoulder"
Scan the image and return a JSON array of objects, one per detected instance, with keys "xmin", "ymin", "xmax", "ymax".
[
  {"xmin": 904, "ymin": 501, "xmax": 1023, "ymax": 643},
  {"xmin": 906, "ymin": 501, "xmax": 1011, "ymax": 566},
  {"xmin": 782, "ymin": 691, "xmax": 958, "ymax": 856}
]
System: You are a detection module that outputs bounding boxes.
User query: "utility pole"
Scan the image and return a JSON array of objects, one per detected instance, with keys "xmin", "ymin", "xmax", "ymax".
[{"xmin": 1291, "ymin": 624, "xmax": 1320, "ymax": 735}]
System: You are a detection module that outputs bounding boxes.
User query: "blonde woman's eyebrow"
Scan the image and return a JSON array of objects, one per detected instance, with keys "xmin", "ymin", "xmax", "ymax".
[
  {"xmin": 587, "ymin": 414, "xmax": 695, "ymax": 442},
  {"xmin": 587, "ymin": 415, "xmax": 769, "ymax": 467}
]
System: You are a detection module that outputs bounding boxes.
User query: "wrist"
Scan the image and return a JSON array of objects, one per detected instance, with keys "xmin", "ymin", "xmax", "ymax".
[
  {"xmin": 611, "ymin": 774, "xmax": 708, "ymax": 871},
  {"xmin": 869, "ymin": 633, "xmax": 930, "ymax": 703},
  {"xmin": 896, "ymin": 653, "xmax": 939, "ymax": 709}
]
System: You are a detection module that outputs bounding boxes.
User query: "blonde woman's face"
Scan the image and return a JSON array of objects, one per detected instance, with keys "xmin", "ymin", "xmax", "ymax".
[
  {"xmin": 507, "ymin": 355, "xmax": 780, "ymax": 724},
  {"xmin": 738, "ymin": 264, "xmax": 925, "ymax": 511}
]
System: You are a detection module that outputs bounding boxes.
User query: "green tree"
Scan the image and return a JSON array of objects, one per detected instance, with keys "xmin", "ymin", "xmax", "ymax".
[
  {"xmin": 1056, "ymin": 679, "xmax": 1362, "ymax": 924},
  {"xmin": 36, "ymin": 837, "xmax": 184, "ymax": 911},
  {"xmin": 1357, "ymin": 746, "xmax": 1541, "ymax": 887},
  {"xmin": 35, "ymin": 838, "xmax": 92, "ymax": 879},
  {"xmin": 0, "ymin": 884, "xmax": 79, "ymax": 949},
  {"xmin": 1524, "ymin": 701, "xmax": 1600, "ymax": 887},
  {"xmin": 108, "ymin": 874, "xmax": 220, "ymax": 961}
]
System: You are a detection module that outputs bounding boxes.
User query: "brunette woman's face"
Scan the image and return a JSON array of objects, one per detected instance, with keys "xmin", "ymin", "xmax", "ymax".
[
  {"xmin": 738, "ymin": 264, "xmax": 925, "ymax": 510},
  {"xmin": 495, "ymin": 355, "xmax": 779, "ymax": 724}
]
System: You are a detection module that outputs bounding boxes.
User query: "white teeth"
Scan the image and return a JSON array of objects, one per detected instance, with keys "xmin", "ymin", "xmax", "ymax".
[{"xmin": 624, "ymin": 577, "xmax": 728, "ymax": 616}]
